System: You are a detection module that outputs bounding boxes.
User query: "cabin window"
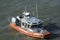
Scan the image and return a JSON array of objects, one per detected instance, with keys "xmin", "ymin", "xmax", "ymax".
[
  {"xmin": 28, "ymin": 25, "xmax": 30, "ymax": 28},
  {"xmin": 22, "ymin": 22, "xmax": 24, "ymax": 26},
  {"xmin": 31, "ymin": 25, "xmax": 38, "ymax": 28},
  {"xmin": 31, "ymin": 24, "xmax": 42, "ymax": 28},
  {"xmin": 25, "ymin": 23, "xmax": 27, "ymax": 28},
  {"xmin": 24, "ymin": 23, "xmax": 30, "ymax": 28}
]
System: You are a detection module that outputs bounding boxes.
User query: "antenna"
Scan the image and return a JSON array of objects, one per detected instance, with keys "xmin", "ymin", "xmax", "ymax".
[
  {"xmin": 33, "ymin": 11, "xmax": 35, "ymax": 16},
  {"xmin": 25, "ymin": 6, "xmax": 27, "ymax": 12},
  {"xmin": 36, "ymin": 3, "xmax": 38, "ymax": 18}
]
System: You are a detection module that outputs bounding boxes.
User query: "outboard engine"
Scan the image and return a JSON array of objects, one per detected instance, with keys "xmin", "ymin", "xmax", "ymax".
[
  {"xmin": 11, "ymin": 16, "xmax": 21, "ymax": 26},
  {"xmin": 15, "ymin": 16, "xmax": 21, "ymax": 26},
  {"xmin": 11, "ymin": 17, "xmax": 16, "ymax": 23},
  {"xmin": 16, "ymin": 16, "xmax": 21, "ymax": 20}
]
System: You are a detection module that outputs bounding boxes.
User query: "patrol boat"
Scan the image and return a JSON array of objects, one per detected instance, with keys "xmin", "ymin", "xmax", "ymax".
[{"xmin": 9, "ymin": 11, "xmax": 51, "ymax": 38}]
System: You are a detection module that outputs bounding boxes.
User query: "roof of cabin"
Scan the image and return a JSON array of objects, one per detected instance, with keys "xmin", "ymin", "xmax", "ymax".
[{"xmin": 21, "ymin": 16, "xmax": 42, "ymax": 25}]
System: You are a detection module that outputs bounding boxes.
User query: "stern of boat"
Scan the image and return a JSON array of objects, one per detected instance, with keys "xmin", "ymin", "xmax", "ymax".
[{"xmin": 44, "ymin": 31, "xmax": 51, "ymax": 38}]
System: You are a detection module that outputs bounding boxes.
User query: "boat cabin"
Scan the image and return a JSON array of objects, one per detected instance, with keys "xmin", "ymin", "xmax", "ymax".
[{"xmin": 20, "ymin": 12, "xmax": 43, "ymax": 29}]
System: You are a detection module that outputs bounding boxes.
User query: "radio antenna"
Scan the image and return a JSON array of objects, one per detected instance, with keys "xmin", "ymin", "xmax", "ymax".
[
  {"xmin": 25, "ymin": 6, "xmax": 27, "ymax": 12},
  {"xmin": 36, "ymin": 1, "xmax": 38, "ymax": 18},
  {"xmin": 33, "ymin": 11, "xmax": 35, "ymax": 16}
]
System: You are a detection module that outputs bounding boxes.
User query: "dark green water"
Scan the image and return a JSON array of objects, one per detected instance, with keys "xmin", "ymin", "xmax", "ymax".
[{"xmin": 0, "ymin": 0, "xmax": 60, "ymax": 40}]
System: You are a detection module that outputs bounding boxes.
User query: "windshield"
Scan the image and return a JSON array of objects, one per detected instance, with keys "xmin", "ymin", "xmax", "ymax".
[
  {"xmin": 31, "ymin": 23, "xmax": 42, "ymax": 29},
  {"xmin": 31, "ymin": 25, "xmax": 39, "ymax": 28}
]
